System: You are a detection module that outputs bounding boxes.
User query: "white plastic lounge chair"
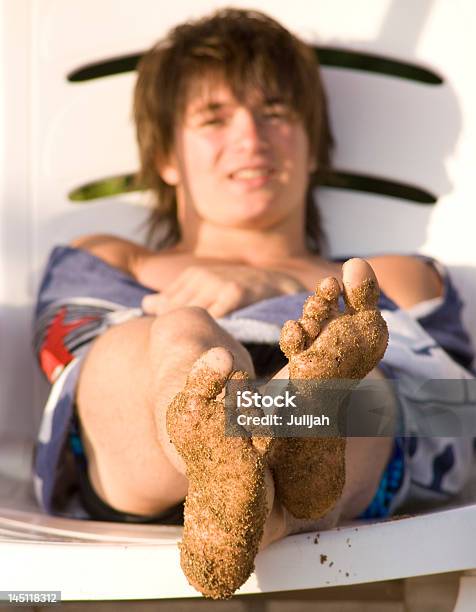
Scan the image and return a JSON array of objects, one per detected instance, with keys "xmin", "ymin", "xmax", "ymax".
[{"xmin": 1, "ymin": 0, "xmax": 476, "ymax": 608}]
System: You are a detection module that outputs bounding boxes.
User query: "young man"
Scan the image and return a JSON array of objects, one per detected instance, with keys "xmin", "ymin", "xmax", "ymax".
[{"xmin": 34, "ymin": 9, "xmax": 471, "ymax": 600}]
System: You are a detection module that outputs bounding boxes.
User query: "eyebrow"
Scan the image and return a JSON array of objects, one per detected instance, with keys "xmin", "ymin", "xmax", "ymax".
[
  {"xmin": 262, "ymin": 97, "xmax": 286, "ymax": 105},
  {"xmin": 188, "ymin": 97, "xmax": 287, "ymax": 117},
  {"xmin": 188, "ymin": 102, "xmax": 231, "ymax": 117}
]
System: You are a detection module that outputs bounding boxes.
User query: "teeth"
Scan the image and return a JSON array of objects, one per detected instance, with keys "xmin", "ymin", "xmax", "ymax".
[{"xmin": 233, "ymin": 168, "xmax": 270, "ymax": 179}]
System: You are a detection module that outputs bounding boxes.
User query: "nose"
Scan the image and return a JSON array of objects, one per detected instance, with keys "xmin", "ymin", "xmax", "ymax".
[{"xmin": 231, "ymin": 108, "xmax": 267, "ymax": 152}]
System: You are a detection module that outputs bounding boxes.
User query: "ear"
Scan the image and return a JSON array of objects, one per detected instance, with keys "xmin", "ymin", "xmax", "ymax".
[
  {"xmin": 156, "ymin": 154, "xmax": 180, "ymax": 186},
  {"xmin": 308, "ymin": 156, "xmax": 318, "ymax": 174}
]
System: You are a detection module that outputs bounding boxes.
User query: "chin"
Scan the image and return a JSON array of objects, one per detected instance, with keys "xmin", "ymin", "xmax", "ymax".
[
  {"xmin": 223, "ymin": 201, "xmax": 284, "ymax": 226},
  {"xmin": 218, "ymin": 211, "xmax": 276, "ymax": 229}
]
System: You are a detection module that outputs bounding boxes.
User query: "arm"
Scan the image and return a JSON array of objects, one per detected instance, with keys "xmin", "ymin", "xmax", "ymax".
[
  {"xmin": 142, "ymin": 264, "xmax": 308, "ymax": 318},
  {"xmin": 70, "ymin": 235, "xmax": 307, "ymax": 317},
  {"xmin": 70, "ymin": 234, "xmax": 147, "ymax": 277},
  {"xmin": 368, "ymin": 255, "xmax": 443, "ymax": 309}
]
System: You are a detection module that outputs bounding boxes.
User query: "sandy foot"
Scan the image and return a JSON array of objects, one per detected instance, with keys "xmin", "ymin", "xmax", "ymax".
[{"xmin": 266, "ymin": 258, "xmax": 389, "ymax": 519}]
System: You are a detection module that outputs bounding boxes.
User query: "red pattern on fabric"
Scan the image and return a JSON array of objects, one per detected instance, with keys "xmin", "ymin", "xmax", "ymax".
[{"xmin": 39, "ymin": 307, "xmax": 96, "ymax": 381}]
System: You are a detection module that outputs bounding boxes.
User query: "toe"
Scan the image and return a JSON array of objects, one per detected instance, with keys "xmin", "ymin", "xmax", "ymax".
[
  {"xmin": 229, "ymin": 370, "xmax": 250, "ymax": 382},
  {"xmin": 299, "ymin": 276, "xmax": 340, "ymax": 342},
  {"xmin": 342, "ymin": 258, "xmax": 380, "ymax": 312},
  {"xmin": 316, "ymin": 276, "xmax": 341, "ymax": 303},
  {"xmin": 185, "ymin": 347, "xmax": 234, "ymax": 399},
  {"xmin": 279, "ymin": 320, "xmax": 306, "ymax": 358},
  {"xmin": 303, "ymin": 277, "xmax": 340, "ymax": 320},
  {"xmin": 281, "ymin": 277, "xmax": 341, "ymax": 358}
]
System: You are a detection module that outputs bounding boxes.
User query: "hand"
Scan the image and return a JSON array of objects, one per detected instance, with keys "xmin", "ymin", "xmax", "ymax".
[{"xmin": 141, "ymin": 264, "xmax": 306, "ymax": 318}]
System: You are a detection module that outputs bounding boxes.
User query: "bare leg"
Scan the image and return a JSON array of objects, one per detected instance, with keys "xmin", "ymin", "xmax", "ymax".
[
  {"xmin": 261, "ymin": 368, "xmax": 396, "ymax": 548},
  {"xmin": 77, "ymin": 259, "xmax": 395, "ymax": 599},
  {"xmin": 261, "ymin": 258, "xmax": 395, "ymax": 544},
  {"xmin": 265, "ymin": 258, "xmax": 389, "ymax": 520},
  {"xmin": 77, "ymin": 308, "xmax": 274, "ymax": 599},
  {"xmin": 165, "ymin": 258, "xmax": 394, "ymax": 597},
  {"xmin": 166, "ymin": 347, "xmax": 273, "ymax": 599},
  {"xmin": 76, "ymin": 306, "xmax": 255, "ymax": 516}
]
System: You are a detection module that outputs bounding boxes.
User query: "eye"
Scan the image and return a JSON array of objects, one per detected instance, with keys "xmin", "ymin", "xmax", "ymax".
[
  {"xmin": 262, "ymin": 104, "xmax": 292, "ymax": 122},
  {"xmin": 200, "ymin": 115, "xmax": 227, "ymax": 127}
]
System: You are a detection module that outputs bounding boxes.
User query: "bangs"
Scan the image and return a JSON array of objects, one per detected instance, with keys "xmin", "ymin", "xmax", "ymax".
[{"xmin": 174, "ymin": 36, "xmax": 315, "ymax": 128}]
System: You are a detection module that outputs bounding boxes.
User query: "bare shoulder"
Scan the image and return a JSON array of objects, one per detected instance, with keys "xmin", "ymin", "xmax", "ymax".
[
  {"xmin": 70, "ymin": 233, "xmax": 150, "ymax": 276},
  {"xmin": 367, "ymin": 254, "xmax": 444, "ymax": 309}
]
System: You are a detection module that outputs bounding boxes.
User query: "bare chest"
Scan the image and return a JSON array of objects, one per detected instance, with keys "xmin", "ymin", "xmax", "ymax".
[
  {"xmin": 133, "ymin": 252, "xmax": 343, "ymax": 293},
  {"xmin": 134, "ymin": 253, "xmax": 218, "ymax": 291}
]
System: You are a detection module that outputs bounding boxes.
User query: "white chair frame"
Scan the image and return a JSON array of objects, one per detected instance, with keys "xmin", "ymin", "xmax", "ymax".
[{"xmin": 1, "ymin": 1, "xmax": 476, "ymax": 608}]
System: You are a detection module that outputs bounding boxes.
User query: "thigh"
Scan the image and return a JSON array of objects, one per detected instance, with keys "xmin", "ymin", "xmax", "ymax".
[{"xmin": 76, "ymin": 307, "xmax": 254, "ymax": 516}]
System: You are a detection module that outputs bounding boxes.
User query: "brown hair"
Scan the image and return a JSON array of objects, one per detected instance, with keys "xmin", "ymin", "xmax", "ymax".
[{"xmin": 134, "ymin": 8, "xmax": 333, "ymax": 252}]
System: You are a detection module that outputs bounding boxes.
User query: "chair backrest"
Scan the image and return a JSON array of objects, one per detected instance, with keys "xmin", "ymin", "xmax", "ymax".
[{"xmin": 1, "ymin": 0, "xmax": 475, "ymax": 478}]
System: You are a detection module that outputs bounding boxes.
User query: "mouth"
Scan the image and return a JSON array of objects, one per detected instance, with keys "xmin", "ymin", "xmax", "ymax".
[{"xmin": 228, "ymin": 166, "xmax": 275, "ymax": 188}]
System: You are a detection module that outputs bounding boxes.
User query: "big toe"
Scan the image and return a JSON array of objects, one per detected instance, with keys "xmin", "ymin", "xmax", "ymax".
[
  {"xmin": 342, "ymin": 258, "xmax": 380, "ymax": 312},
  {"xmin": 185, "ymin": 347, "xmax": 234, "ymax": 399}
]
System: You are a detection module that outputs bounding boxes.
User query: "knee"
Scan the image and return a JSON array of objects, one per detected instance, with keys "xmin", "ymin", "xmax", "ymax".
[
  {"xmin": 151, "ymin": 306, "xmax": 219, "ymax": 346},
  {"xmin": 149, "ymin": 306, "xmax": 254, "ymax": 374}
]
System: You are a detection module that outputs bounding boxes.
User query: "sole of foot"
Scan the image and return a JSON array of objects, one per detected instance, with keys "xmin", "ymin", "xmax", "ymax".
[
  {"xmin": 166, "ymin": 347, "xmax": 273, "ymax": 599},
  {"xmin": 266, "ymin": 258, "xmax": 389, "ymax": 520}
]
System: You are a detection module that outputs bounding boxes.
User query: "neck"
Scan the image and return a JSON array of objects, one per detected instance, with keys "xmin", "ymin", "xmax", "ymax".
[{"xmin": 177, "ymin": 211, "xmax": 310, "ymax": 266}]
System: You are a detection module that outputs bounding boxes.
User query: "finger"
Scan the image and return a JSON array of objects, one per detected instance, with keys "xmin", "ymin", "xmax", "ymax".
[
  {"xmin": 185, "ymin": 292, "xmax": 216, "ymax": 310},
  {"xmin": 162, "ymin": 269, "xmax": 219, "ymax": 307},
  {"xmin": 142, "ymin": 299, "xmax": 182, "ymax": 317},
  {"xmin": 142, "ymin": 292, "xmax": 196, "ymax": 316},
  {"xmin": 160, "ymin": 268, "xmax": 196, "ymax": 299},
  {"xmin": 207, "ymin": 285, "xmax": 243, "ymax": 318},
  {"xmin": 159, "ymin": 285, "xmax": 217, "ymax": 311},
  {"xmin": 143, "ymin": 277, "xmax": 210, "ymax": 312},
  {"xmin": 162, "ymin": 284, "xmax": 201, "ymax": 307},
  {"xmin": 147, "ymin": 287, "xmax": 218, "ymax": 313},
  {"xmin": 142, "ymin": 293, "xmax": 169, "ymax": 315}
]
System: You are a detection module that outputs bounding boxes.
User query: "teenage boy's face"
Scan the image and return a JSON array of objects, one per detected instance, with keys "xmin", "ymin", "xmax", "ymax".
[{"xmin": 159, "ymin": 80, "xmax": 315, "ymax": 230}]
